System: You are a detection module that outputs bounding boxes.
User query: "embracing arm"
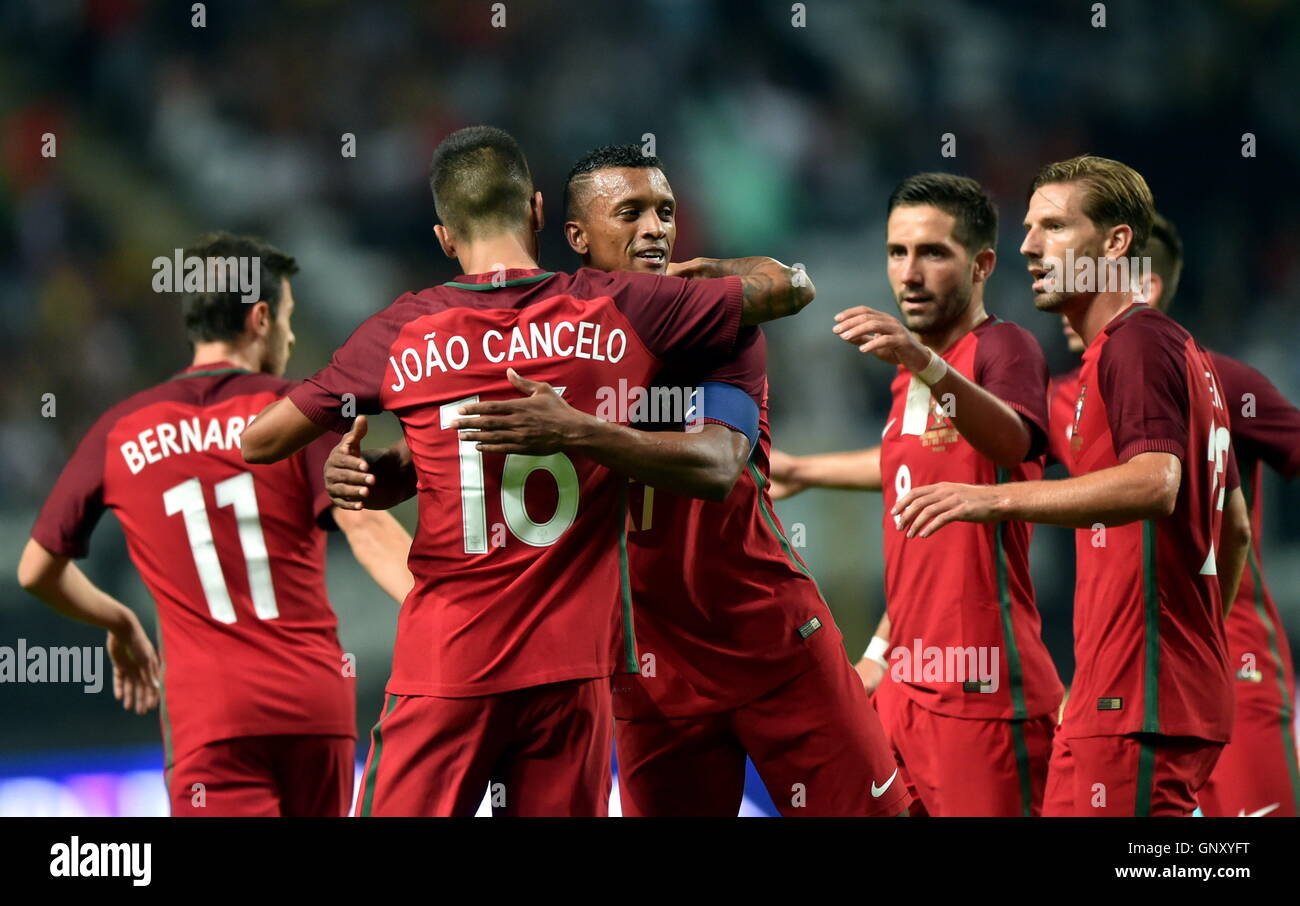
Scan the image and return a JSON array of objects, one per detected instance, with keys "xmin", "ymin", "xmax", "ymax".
[
  {"xmin": 669, "ymin": 256, "xmax": 815, "ymax": 326},
  {"xmin": 242, "ymin": 397, "xmax": 328, "ymax": 464}
]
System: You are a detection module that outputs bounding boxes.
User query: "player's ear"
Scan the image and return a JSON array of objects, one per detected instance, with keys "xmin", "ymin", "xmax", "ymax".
[
  {"xmin": 244, "ymin": 300, "xmax": 272, "ymax": 337},
  {"xmin": 433, "ymin": 224, "xmax": 456, "ymax": 259},
  {"xmin": 973, "ymin": 247, "xmax": 996, "ymax": 284},
  {"xmin": 530, "ymin": 190, "xmax": 545, "ymax": 233},
  {"xmin": 564, "ymin": 220, "xmax": 589, "ymax": 256},
  {"xmin": 1105, "ymin": 223, "xmax": 1134, "ymax": 259}
]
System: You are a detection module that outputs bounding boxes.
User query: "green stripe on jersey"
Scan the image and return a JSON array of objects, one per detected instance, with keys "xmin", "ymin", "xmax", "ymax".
[
  {"xmin": 619, "ymin": 482, "xmax": 638, "ymax": 674},
  {"xmin": 1141, "ymin": 520, "xmax": 1161, "ymax": 734},
  {"xmin": 443, "ymin": 272, "xmax": 556, "ymax": 290},
  {"xmin": 993, "ymin": 467, "xmax": 1029, "ymax": 722},
  {"xmin": 169, "ymin": 367, "xmax": 250, "ymax": 381},
  {"xmin": 1135, "ymin": 736, "xmax": 1156, "ymax": 816},
  {"xmin": 359, "ymin": 694, "xmax": 399, "ymax": 817}
]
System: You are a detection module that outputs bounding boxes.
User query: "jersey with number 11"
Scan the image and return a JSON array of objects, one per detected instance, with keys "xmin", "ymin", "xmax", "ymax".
[{"xmin": 32, "ymin": 363, "xmax": 355, "ymax": 767}]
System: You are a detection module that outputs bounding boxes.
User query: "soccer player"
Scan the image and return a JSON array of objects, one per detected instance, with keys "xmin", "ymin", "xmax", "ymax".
[
  {"xmin": 766, "ymin": 174, "xmax": 1063, "ymax": 817},
  {"xmin": 894, "ymin": 156, "xmax": 1254, "ymax": 816},
  {"xmin": 239, "ymin": 127, "xmax": 815, "ymax": 817},
  {"xmin": 1050, "ymin": 213, "xmax": 1300, "ymax": 817},
  {"xmin": 18, "ymin": 232, "xmax": 414, "ymax": 817}
]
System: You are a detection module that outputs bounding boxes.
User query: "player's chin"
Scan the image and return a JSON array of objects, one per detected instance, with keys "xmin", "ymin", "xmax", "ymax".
[
  {"xmin": 1032, "ymin": 291, "xmax": 1069, "ymax": 313},
  {"xmin": 627, "ymin": 257, "xmax": 667, "ymax": 274}
]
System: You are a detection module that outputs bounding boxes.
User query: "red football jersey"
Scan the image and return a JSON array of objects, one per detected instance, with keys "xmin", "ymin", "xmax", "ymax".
[
  {"xmin": 1047, "ymin": 366, "xmax": 1082, "ymax": 470},
  {"xmin": 31, "ymin": 363, "xmax": 355, "ymax": 766},
  {"xmin": 879, "ymin": 315, "xmax": 1063, "ymax": 720},
  {"xmin": 614, "ymin": 328, "xmax": 843, "ymax": 719},
  {"xmin": 1210, "ymin": 351, "xmax": 1299, "ymax": 719},
  {"xmin": 1065, "ymin": 305, "xmax": 1237, "ymax": 741},
  {"xmin": 288, "ymin": 267, "xmax": 742, "ymax": 698}
]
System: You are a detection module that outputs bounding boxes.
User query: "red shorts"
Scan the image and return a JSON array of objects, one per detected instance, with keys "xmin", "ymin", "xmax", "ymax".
[
  {"xmin": 871, "ymin": 681, "xmax": 1053, "ymax": 817},
  {"xmin": 1042, "ymin": 730, "xmax": 1223, "ymax": 816},
  {"xmin": 167, "ymin": 734, "xmax": 354, "ymax": 817},
  {"xmin": 616, "ymin": 644, "xmax": 909, "ymax": 817},
  {"xmin": 1198, "ymin": 703, "xmax": 1300, "ymax": 817},
  {"xmin": 355, "ymin": 678, "xmax": 612, "ymax": 817}
]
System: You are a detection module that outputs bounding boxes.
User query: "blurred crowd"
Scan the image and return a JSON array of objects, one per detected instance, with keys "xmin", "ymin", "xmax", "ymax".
[{"xmin": 2, "ymin": 0, "xmax": 1298, "ymax": 751}]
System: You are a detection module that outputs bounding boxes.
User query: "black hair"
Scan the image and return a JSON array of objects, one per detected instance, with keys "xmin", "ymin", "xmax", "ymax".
[
  {"xmin": 564, "ymin": 143, "xmax": 665, "ymax": 221},
  {"xmin": 1147, "ymin": 212, "xmax": 1184, "ymax": 311},
  {"xmin": 427, "ymin": 125, "xmax": 533, "ymax": 239},
  {"xmin": 180, "ymin": 232, "xmax": 297, "ymax": 344},
  {"xmin": 887, "ymin": 172, "xmax": 998, "ymax": 254}
]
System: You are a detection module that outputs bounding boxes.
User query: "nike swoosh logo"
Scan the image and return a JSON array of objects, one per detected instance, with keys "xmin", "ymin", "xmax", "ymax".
[
  {"xmin": 1238, "ymin": 802, "xmax": 1280, "ymax": 818},
  {"xmin": 871, "ymin": 767, "xmax": 899, "ymax": 798}
]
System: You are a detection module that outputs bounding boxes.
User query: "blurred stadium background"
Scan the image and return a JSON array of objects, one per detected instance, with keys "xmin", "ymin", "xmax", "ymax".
[{"xmin": 1, "ymin": 0, "xmax": 1298, "ymax": 815}]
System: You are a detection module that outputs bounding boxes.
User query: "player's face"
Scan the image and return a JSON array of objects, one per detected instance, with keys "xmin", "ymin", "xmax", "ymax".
[
  {"xmin": 1061, "ymin": 315, "xmax": 1085, "ymax": 354},
  {"xmin": 570, "ymin": 167, "xmax": 676, "ymax": 274},
  {"xmin": 1020, "ymin": 182, "xmax": 1107, "ymax": 314},
  {"xmin": 264, "ymin": 278, "xmax": 296, "ymax": 377},
  {"xmin": 885, "ymin": 204, "xmax": 975, "ymax": 334}
]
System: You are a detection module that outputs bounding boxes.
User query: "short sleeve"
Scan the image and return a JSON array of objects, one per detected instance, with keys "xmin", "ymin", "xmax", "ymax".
[
  {"xmin": 1098, "ymin": 323, "xmax": 1190, "ymax": 463},
  {"xmin": 31, "ymin": 415, "xmax": 112, "ymax": 559},
  {"xmin": 1214, "ymin": 353, "xmax": 1300, "ymax": 480},
  {"xmin": 595, "ymin": 269, "xmax": 743, "ymax": 362},
  {"xmin": 1225, "ymin": 442, "xmax": 1241, "ymax": 494},
  {"xmin": 972, "ymin": 321, "xmax": 1050, "ymax": 461},
  {"xmin": 288, "ymin": 309, "xmax": 402, "ymax": 434}
]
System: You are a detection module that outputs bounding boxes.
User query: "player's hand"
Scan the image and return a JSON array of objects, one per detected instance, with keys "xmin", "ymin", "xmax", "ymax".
[
  {"xmin": 325, "ymin": 416, "xmax": 374, "ymax": 510},
  {"xmin": 107, "ymin": 619, "xmax": 160, "ymax": 715},
  {"xmin": 892, "ymin": 481, "xmax": 1005, "ymax": 538},
  {"xmin": 451, "ymin": 369, "xmax": 592, "ymax": 455},
  {"xmin": 665, "ymin": 257, "xmax": 706, "ymax": 279},
  {"xmin": 766, "ymin": 449, "xmax": 808, "ymax": 500},
  {"xmin": 854, "ymin": 657, "xmax": 885, "ymax": 696},
  {"xmin": 832, "ymin": 307, "xmax": 930, "ymax": 372}
]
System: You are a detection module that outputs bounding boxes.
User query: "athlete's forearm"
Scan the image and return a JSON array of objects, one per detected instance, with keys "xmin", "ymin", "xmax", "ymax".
[
  {"xmin": 1217, "ymin": 487, "xmax": 1251, "ymax": 617},
  {"xmin": 993, "ymin": 453, "xmax": 1181, "ymax": 528},
  {"xmin": 242, "ymin": 397, "xmax": 327, "ymax": 464},
  {"xmin": 17, "ymin": 539, "xmax": 139, "ymax": 634},
  {"xmin": 674, "ymin": 256, "xmax": 814, "ymax": 326},
  {"xmin": 570, "ymin": 420, "xmax": 750, "ymax": 502},
  {"xmin": 334, "ymin": 509, "xmax": 415, "ymax": 604},
  {"xmin": 927, "ymin": 367, "xmax": 1033, "ymax": 468},
  {"xmin": 785, "ymin": 447, "xmax": 883, "ymax": 492}
]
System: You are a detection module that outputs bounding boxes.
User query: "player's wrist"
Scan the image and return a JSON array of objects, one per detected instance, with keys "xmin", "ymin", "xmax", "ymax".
[
  {"xmin": 862, "ymin": 635, "xmax": 890, "ymax": 670},
  {"xmin": 912, "ymin": 348, "xmax": 950, "ymax": 386}
]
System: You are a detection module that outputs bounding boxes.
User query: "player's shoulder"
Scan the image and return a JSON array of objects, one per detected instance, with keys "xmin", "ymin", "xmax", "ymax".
[
  {"xmin": 1206, "ymin": 348, "xmax": 1270, "ymax": 394},
  {"xmin": 1105, "ymin": 304, "xmax": 1190, "ymax": 349},
  {"xmin": 973, "ymin": 314, "xmax": 1038, "ymax": 346}
]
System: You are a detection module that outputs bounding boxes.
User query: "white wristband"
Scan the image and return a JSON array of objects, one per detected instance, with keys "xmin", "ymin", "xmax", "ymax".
[
  {"xmin": 916, "ymin": 349, "xmax": 949, "ymax": 386},
  {"xmin": 863, "ymin": 636, "xmax": 890, "ymax": 670}
]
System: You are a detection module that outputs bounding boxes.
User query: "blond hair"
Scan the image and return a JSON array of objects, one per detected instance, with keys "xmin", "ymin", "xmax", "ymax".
[{"xmin": 1028, "ymin": 155, "xmax": 1155, "ymax": 256}]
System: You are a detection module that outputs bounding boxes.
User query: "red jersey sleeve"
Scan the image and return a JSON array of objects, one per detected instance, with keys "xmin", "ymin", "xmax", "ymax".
[
  {"xmin": 287, "ymin": 306, "xmax": 405, "ymax": 433},
  {"xmin": 697, "ymin": 326, "xmax": 766, "ymax": 405},
  {"xmin": 31, "ymin": 412, "xmax": 112, "ymax": 558},
  {"xmin": 1213, "ymin": 352, "xmax": 1300, "ymax": 480},
  {"xmin": 972, "ymin": 320, "xmax": 1050, "ymax": 460},
  {"xmin": 1098, "ymin": 320, "xmax": 1190, "ymax": 463},
  {"xmin": 580, "ymin": 268, "xmax": 743, "ymax": 362}
]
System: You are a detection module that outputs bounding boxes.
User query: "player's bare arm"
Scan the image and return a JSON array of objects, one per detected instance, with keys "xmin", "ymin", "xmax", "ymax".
[
  {"xmin": 854, "ymin": 611, "xmax": 891, "ymax": 694},
  {"xmin": 241, "ymin": 396, "xmax": 328, "ymax": 464},
  {"xmin": 1217, "ymin": 486, "xmax": 1251, "ymax": 616},
  {"xmin": 768, "ymin": 445, "xmax": 883, "ymax": 499},
  {"xmin": 333, "ymin": 507, "xmax": 416, "ymax": 604},
  {"xmin": 667, "ymin": 256, "xmax": 815, "ymax": 326},
  {"xmin": 324, "ymin": 417, "xmax": 417, "ymax": 511},
  {"xmin": 895, "ymin": 451, "xmax": 1181, "ymax": 538},
  {"xmin": 17, "ymin": 539, "xmax": 160, "ymax": 715},
  {"xmin": 452, "ymin": 368, "xmax": 750, "ymax": 502},
  {"xmin": 834, "ymin": 306, "xmax": 1033, "ymax": 468}
]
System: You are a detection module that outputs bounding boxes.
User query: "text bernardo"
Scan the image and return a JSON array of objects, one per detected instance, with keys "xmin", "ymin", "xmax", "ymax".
[{"xmin": 389, "ymin": 321, "xmax": 627, "ymax": 392}]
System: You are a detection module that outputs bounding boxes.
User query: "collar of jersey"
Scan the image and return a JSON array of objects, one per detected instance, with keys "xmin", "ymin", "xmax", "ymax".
[
  {"xmin": 170, "ymin": 361, "xmax": 252, "ymax": 380},
  {"xmin": 443, "ymin": 269, "xmax": 556, "ymax": 290}
]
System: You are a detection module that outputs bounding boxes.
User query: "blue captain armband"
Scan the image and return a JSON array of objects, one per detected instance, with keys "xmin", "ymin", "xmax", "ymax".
[{"xmin": 689, "ymin": 382, "xmax": 760, "ymax": 454}]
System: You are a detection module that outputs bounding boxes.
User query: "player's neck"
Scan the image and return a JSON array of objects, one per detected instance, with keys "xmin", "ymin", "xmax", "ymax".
[
  {"xmin": 917, "ymin": 297, "xmax": 987, "ymax": 355},
  {"xmin": 1070, "ymin": 291, "xmax": 1137, "ymax": 347},
  {"xmin": 454, "ymin": 232, "xmax": 539, "ymax": 277},
  {"xmin": 191, "ymin": 342, "xmax": 260, "ymax": 373}
]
